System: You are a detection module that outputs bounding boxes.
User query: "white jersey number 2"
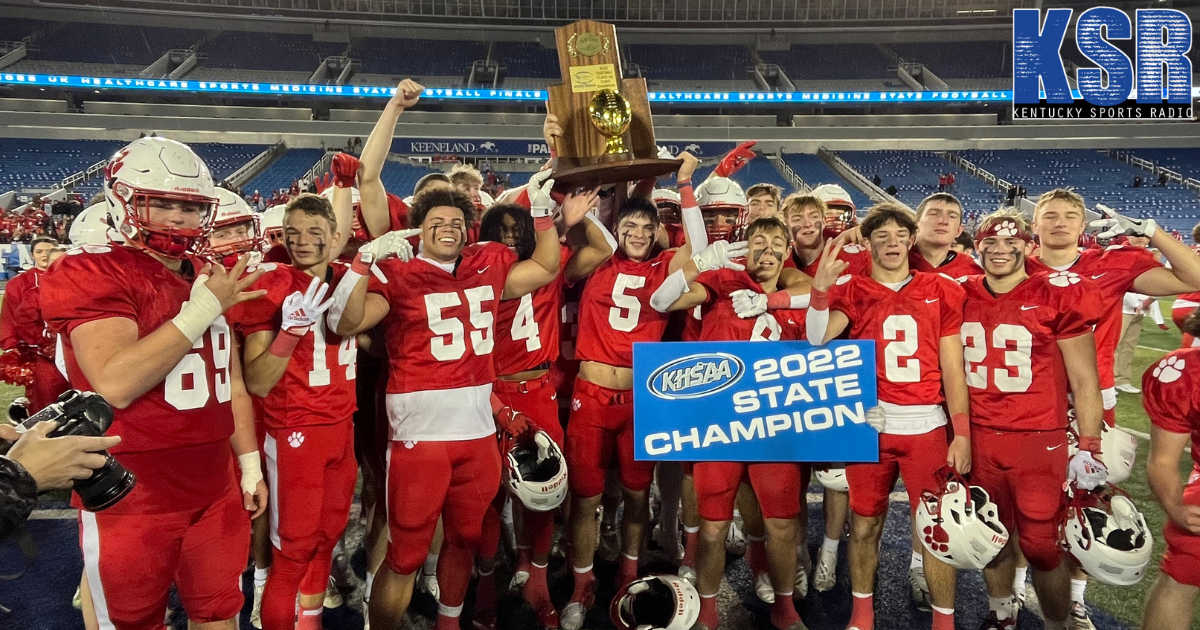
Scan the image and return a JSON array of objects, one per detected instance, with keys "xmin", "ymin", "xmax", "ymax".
[{"xmin": 883, "ymin": 314, "xmax": 921, "ymax": 383}]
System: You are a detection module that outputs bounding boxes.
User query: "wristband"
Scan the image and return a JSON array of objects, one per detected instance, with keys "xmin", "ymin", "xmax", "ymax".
[
  {"xmin": 810, "ymin": 288, "xmax": 830, "ymax": 312},
  {"xmin": 237, "ymin": 451, "xmax": 263, "ymax": 495},
  {"xmin": 678, "ymin": 182, "xmax": 697, "ymax": 210},
  {"xmin": 351, "ymin": 252, "xmax": 372, "ymax": 276},
  {"xmin": 172, "ymin": 283, "xmax": 223, "ymax": 343},
  {"xmin": 677, "ymin": 179, "xmax": 692, "ymax": 187},
  {"xmin": 534, "ymin": 215, "xmax": 556, "ymax": 232},
  {"xmin": 269, "ymin": 329, "xmax": 304, "ymax": 357},
  {"xmin": 1078, "ymin": 436, "xmax": 1102, "ymax": 454},
  {"xmin": 789, "ymin": 294, "xmax": 811, "ymax": 309},
  {"xmin": 950, "ymin": 413, "xmax": 970, "ymax": 440},
  {"xmin": 766, "ymin": 291, "xmax": 790, "ymax": 310}
]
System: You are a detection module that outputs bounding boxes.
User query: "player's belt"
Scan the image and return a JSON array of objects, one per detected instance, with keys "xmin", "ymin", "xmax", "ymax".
[
  {"xmin": 494, "ymin": 369, "xmax": 554, "ymax": 394},
  {"xmin": 574, "ymin": 377, "xmax": 633, "ymax": 406}
]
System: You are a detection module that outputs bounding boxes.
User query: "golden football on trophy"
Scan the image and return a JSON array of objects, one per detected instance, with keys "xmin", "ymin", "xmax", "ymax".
[{"xmin": 588, "ymin": 90, "xmax": 632, "ymax": 156}]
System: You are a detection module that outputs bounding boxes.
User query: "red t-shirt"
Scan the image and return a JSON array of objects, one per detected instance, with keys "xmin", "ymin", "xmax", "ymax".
[
  {"xmin": 829, "ymin": 271, "xmax": 965, "ymax": 406},
  {"xmin": 368, "ymin": 242, "xmax": 517, "ymax": 394},
  {"xmin": 695, "ymin": 268, "xmax": 804, "ymax": 341},
  {"xmin": 42, "ymin": 245, "xmax": 236, "ymax": 514},
  {"xmin": 1142, "ymin": 347, "xmax": 1200, "ymax": 496},
  {"xmin": 962, "ymin": 272, "xmax": 1102, "ymax": 432},
  {"xmin": 493, "ymin": 247, "xmax": 569, "ymax": 376},
  {"xmin": 0, "ymin": 267, "xmax": 51, "ymax": 355},
  {"xmin": 1029, "ymin": 245, "xmax": 1162, "ymax": 389},
  {"xmin": 575, "ymin": 249, "xmax": 676, "ymax": 369},
  {"xmin": 229, "ymin": 263, "xmax": 358, "ymax": 429},
  {"xmin": 353, "ymin": 192, "xmax": 409, "ymax": 243}
]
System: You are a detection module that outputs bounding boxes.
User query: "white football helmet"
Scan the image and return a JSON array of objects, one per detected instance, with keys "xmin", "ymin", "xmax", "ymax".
[
  {"xmin": 810, "ymin": 183, "xmax": 857, "ymax": 237},
  {"xmin": 696, "ymin": 176, "xmax": 747, "ymax": 241},
  {"xmin": 260, "ymin": 204, "xmax": 287, "ymax": 247},
  {"xmin": 814, "ymin": 465, "xmax": 849, "ymax": 493},
  {"xmin": 1062, "ymin": 486, "xmax": 1152, "ymax": 586},
  {"xmin": 503, "ymin": 430, "xmax": 568, "ymax": 512},
  {"xmin": 208, "ymin": 188, "xmax": 261, "ymax": 266},
  {"xmin": 610, "ymin": 575, "xmax": 700, "ymax": 630},
  {"xmin": 915, "ymin": 471, "xmax": 1009, "ymax": 570},
  {"xmin": 653, "ymin": 188, "xmax": 682, "ymax": 225},
  {"xmin": 478, "ymin": 189, "xmax": 495, "ymax": 209},
  {"xmin": 103, "ymin": 136, "xmax": 218, "ymax": 258},
  {"xmin": 69, "ymin": 202, "xmax": 118, "ymax": 246}
]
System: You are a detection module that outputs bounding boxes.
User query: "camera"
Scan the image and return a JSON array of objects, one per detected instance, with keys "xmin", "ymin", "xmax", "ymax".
[{"xmin": 15, "ymin": 390, "xmax": 135, "ymax": 511}]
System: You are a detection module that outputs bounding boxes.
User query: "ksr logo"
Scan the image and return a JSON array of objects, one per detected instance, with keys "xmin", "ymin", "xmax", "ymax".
[{"xmin": 647, "ymin": 352, "xmax": 744, "ymax": 400}]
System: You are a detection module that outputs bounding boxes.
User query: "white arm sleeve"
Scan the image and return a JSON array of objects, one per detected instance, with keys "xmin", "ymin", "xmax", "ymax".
[
  {"xmin": 650, "ymin": 269, "xmax": 691, "ymax": 313},
  {"xmin": 789, "ymin": 293, "xmax": 810, "ymax": 310},
  {"xmin": 806, "ymin": 307, "xmax": 830, "ymax": 345},
  {"xmin": 681, "ymin": 199, "xmax": 708, "ymax": 252},
  {"xmin": 584, "ymin": 212, "xmax": 618, "ymax": 253},
  {"xmin": 326, "ymin": 268, "xmax": 367, "ymax": 332}
]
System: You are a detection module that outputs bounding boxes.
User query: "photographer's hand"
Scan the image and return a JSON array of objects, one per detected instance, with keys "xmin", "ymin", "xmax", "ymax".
[{"xmin": 4, "ymin": 421, "xmax": 120, "ymax": 491}]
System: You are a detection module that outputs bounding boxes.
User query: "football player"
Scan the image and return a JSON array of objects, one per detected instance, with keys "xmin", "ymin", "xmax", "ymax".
[
  {"xmin": 42, "ymin": 136, "xmax": 268, "ymax": 629},
  {"xmin": 208, "ymin": 188, "xmax": 263, "ymax": 269},
  {"xmin": 650, "ymin": 216, "xmax": 807, "ymax": 630},
  {"xmin": 330, "ymin": 186, "xmax": 560, "ymax": 630},
  {"xmin": 806, "ymin": 204, "xmax": 971, "ymax": 630},
  {"xmin": 559, "ymin": 155, "xmax": 701, "ymax": 630},
  {"xmin": 746, "ymin": 183, "xmax": 783, "ymax": 222},
  {"xmin": 961, "ymin": 210, "xmax": 1105, "ymax": 630},
  {"xmin": 0, "ymin": 236, "xmax": 69, "ymax": 412},
  {"xmin": 1142, "ymin": 310, "xmax": 1200, "ymax": 630},
  {"xmin": 1169, "ymin": 223, "xmax": 1200, "ymax": 348},
  {"xmin": 909, "ymin": 193, "xmax": 982, "ymax": 279},
  {"xmin": 781, "ymin": 193, "xmax": 872, "ymax": 278}
]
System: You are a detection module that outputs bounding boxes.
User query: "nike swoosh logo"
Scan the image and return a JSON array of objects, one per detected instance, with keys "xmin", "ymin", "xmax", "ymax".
[
  {"xmin": 1091, "ymin": 273, "xmax": 1107, "ymax": 279},
  {"xmin": 1047, "ymin": 443, "xmax": 1062, "ymax": 451},
  {"xmin": 651, "ymin": 261, "xmax": 663, "ymax": 267},
  {"xmin": 478, "ymin": 265, "xmax": 490, "ymax": 274},
  {"xmin": 925, "ymin": 298, "xmax": 938, "ymax": 303},
  {"xmin": 1021, "ymin": 305, "xmax": 1038, "ymax": 311}
]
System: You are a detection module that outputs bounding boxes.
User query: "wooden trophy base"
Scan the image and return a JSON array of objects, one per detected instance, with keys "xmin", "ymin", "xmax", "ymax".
[{"xmin": 552, "ymin": 157, "xmax": 683, "ymax": 188}]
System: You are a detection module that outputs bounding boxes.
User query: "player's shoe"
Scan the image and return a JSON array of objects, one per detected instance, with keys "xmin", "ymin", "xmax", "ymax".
[
  {"xmin": 418, "ymin": 566, "xmax": 440, "ymax": 599},
  {"xmin": 755, "ymin": 572, "xmax": 775, "ymax": 603},
  {"xmin": 509, "ymin": 567, "xmax": 530, "ymax": 594},
  {"xmin": 813, "ymin": 552, "xmax": 837, "ymax": 592},
  {"xmin": 909, "ymin": 565, "xmax": 931, "ymax": 611},
  {"xmin": 72, "ymin": 586, "xmax": 82, "ymax": 610},
  {"xmin": 1069, "ymin": 602, "xmax": 1097, "ymax": 630},
  {"xmin": 978, "ymin": 611, "xmax": 1016, "ymax": 630},
  {"xmin": 560, "ymin": 579, "xmax": 595, "ymax": 630},
  {"xmin": 250, "ymin": 581, "xmax": 265, "ymax": 629},
  {"xmin": 678, "ymin": 563, "xmax": 696, "ymax": 585},
  {"xmin": 1115, "ymin": 384, "xmax": 1141, "ymax": 394},
  {"xmin": 323, "ymin": 575, "xmax": 344, "ymax": 609},
  {"xmin": 794, "ymin": 564, "xmax": 809, "ymax": 599},
  {"xmin": 597, "ymin": 523, "xmax": 621, "ymax": 563},
  {"xmin": 652, "ymin": 522, "xmax": 683, "ymax": 561}
]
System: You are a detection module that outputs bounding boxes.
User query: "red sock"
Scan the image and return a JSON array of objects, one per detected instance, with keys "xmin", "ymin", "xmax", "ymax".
[
  {"xmin": 473, "ymin": 570, "xmax": 496, "ymax": 628},
  {"xmin": 748, "ymin": 537, "xmax": 769, "ymax": 576},
  {"xmin": 931, "ymin": 607, "xmax": 955, "ymax": 630},
  {"xmin": 682, "ymin": 528, "xmax": 699, "ymax": 568},
  {"xmin": 698, "ymin": 594, "xmax": 719, "ymax": 629},
  {"xmin": 296, "ymin": 604, "xmax": 323, "ymax": 630},
  {"xmin": 529, "ymin": 510, "xmax": 555, "ymax": 558},
  {"xmin": 849, "ymin": 592, "xmax": 874, "ymax": 630},
  {"xmin": 524, "ymin": 563, "xmax": 557, "ymax": 627},
  {"xmin": 616, "ymin": 554, "xmax": 639, "ymax": 589},
  {"xmin": 570, "ymin": 567, "xmax": 595, "ymax": 606},
  {"xmin": 770, "ymin": 595, "xmax": 801, "ymax": 629},
  {"xmin": 434, "ymin": 612, "xmax": 461, "ymax": 630}
]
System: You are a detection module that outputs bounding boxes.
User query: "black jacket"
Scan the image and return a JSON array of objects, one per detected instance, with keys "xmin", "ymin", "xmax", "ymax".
[{"xmin": 0, "ymin": 456, "xmax": 38, "ymax": 539}]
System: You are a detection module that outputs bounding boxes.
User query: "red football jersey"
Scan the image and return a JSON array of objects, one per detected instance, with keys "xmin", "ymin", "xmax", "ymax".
[
  {"xmin": 493, "ymin": 247, "xmax": 569, "ymax": 375},
  {"xmin": 230, "ymin": 263, "xmax": 358, "ymax": 429},
  {"xmin": 908, "ymin": 249, "xmax": 983, "ymax": 280},
  {"xmin": 1029, "ymin": 245, "xmax": 1162, "ymax": 389},
  {"xmin": 962, "ymin": 272, "xmax": 1102, "ymax": 432},
  {"xmin": 574, "ymin": 249, "xmax": 677, "ymax": 368},
  {"xmin": 786, "ymin": 242, "xmax": 873, "ymax": 277},
  {"xmin": 352, "ymin": 192, "xmax": 409, "ymax": 242},
  {"xmin": 1142, "ymin": 347, "xmax": 1200, "ymax": 475},
  {"xmin": 0, "ymin": 267, "xmax": 51, "ymax": 355},
  {"xmin": 369, "ymin": 242, "xmax": 517, "ymax": 393},
  {"xmin": 829, "ymin": 272, "xmax": 965, "ymax": 406},
  {"xmin": 695, "ymin": 268, "xmax": 804, "ymax": 341},
  {"xmin": 42, "ymin": 245, "xmax": 236, "ymax": 514}
]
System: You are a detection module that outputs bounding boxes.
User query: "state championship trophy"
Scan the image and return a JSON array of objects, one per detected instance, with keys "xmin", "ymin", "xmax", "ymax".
[{"xmin": 547, "ymin": 20, "xmax": 682, "ymax": 187}]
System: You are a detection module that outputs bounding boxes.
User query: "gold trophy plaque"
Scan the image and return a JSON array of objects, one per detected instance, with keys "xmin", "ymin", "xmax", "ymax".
[{"xmin": 547, "ymin": 20, "xmax": 681, "ymax": 187}]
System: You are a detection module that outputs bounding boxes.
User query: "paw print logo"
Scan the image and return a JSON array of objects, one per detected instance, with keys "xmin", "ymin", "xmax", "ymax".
[
  {"xmin": 835, "ymin": 274, "xmax": 853, "ymax": 286},
  {"xmin": 287, "ymin": 431, "xmax": 304, "ymax": 448},
  {"xmin": 571, "ymin": 398, "xmax": 582, "ymax": 412},
  {"xmin": 1153, "ymin": 356, "xmax": 1186, "ymax": 383},
  {"xmin": 994, "ymin": 220, "xmax": 1018, "ymax": 237},
  {"xmin": 842, "ymin": 244, "xmax": 866, "ymax": 254},
  {"xmin": 1048, "ymin": 271, "xmax": 1081, "ymax": 288},
  {"xmin": 921, "ymin": 524, "xmax": 951, "ymax": 554}
]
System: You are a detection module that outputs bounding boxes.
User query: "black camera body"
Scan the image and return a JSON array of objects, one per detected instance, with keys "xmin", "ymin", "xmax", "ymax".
[{"xmin": 18, "ymin": 390, "xmax": 135, "ymax": 511}]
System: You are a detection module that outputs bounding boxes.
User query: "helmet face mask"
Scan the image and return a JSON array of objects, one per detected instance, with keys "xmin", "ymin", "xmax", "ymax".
[
  {"xmin": 697, "ymin": 177, "xmax": 748, "ymax": 241},
  {"xmin": 208, "ymin": 188, "xmax": 263, "ymax": 266}
]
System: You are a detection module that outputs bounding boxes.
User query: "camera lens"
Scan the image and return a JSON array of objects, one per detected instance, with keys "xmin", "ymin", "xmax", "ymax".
[{"xmin": 74, "ymin": 455, "xmax": 136, "ymax": 512}]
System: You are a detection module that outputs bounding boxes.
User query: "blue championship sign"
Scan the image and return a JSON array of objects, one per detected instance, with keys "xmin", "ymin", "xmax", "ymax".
[{"xmin": 633, "ymin": 340, "xmax": 879, "ymax": 462}]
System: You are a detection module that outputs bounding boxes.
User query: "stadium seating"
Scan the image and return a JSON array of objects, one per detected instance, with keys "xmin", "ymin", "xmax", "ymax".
[
  {"xmin": 201, "ymin": 32, "xmax": 347, "ymax": 72},
  {"xmin": 352, "ymin": 38, "xmax": 486, "ymax": 78},
  {"xmin": 759, "ymin": 45, "xmax": 892, "ymax": 81},
  {"xmin": 625, "ymin": 44, "xmax": 755, "ymax": 81},
  {"xmin": 493, "ymin": 42, "xmax": 559, "ymax": 79},
  {"xmin": 32, "ymin": 23, "xmax": 202, "ymax": 66},
  {"xmin": 836, "ymin": 150, "xmax": 1003, "ymax": 219},
  {"xmin": 0, "ymin": 138, "xmax": 123, "ymax": 194},
  {"xmin": 190, "ymin": 143, "xmax": 268, "ymax": 181},
  {"xmin": 960, "ymin": 149, "xmax": 1200, "ymax": 234},
  {"xmin": 779, "ymin": 153, "xmax": 872, "ymax": 210},
  {"xmin": 243, "ymin": 149, "xmax": 326, "ymax": 196},
  {"xmin": 0, "ymin": 18, "xmax": 55, "ymax": 42},
  {"xmin": 889, "ymin": 42, "xmax": 1010, "ymax": 79},
  {"xmin": 378, "ymin": 161, "xmax": 440, "ymax": 199},
  {"xmin": 1125, "ymin": 148, "xmax": 1200, "ymax": 181}
]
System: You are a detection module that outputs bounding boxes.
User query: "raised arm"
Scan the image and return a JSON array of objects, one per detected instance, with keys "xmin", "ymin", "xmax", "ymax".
[
  {"xmin": 359, "ymin": 79, "xmax": 424, "ymax": 239},
  {"xmin": 1133, "ymin": 232, "xmax": 1200, "ymax": 295},
  {"xmin": 503, "ymin": 176, "xmax": 563, "ymax": 299},
  {"xmin": 559, "ymin": 189, "xmax": 614, "ymax": 285},
  {"xmin": 667, "ymin": 152, "xmax": 702, "ymax": 274}
]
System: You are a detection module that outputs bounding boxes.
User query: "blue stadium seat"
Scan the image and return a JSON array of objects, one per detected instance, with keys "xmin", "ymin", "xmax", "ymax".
[
  {"xmin": 493, "ymin": 42, "xmax": 558, "ymax": 79},
  {"xmin": 1125, "ymin": 149, "xmax": 1200, "ymax": 181},
  {"xmin": 191, "ymin": 143, "xmax": 269, "ymax": 181},
  {"xmin": 889, "ymin": 42, "xmax": 1010, "ymax": 79},
  {"xmin": 780, "ymin": 154, "xmax": 872, "ymax": 211},
  {"xmin": 759, "ymin": 45, "xmax": 892, "ymax": 81},
  {"xmin": 0, "ymin": 138, "xmax": 123, "ymax": 194},
  {"xmin": 32, "ymin": 24, "xmax": 203, "ymax": 66},
  {"xmin": 243, "ymin": 149, "xmax": 326, "ymax": 196},
  {"xmin": 625, "ymin": 44, "xmax": 755, "ymax": 81},
  {"xmin": 837, "ymin": 150, "xmax": 1003, "ymax": 221},
  {"xmin": 353, "ymin": 38, "xmax": 486, "ymax": 77},
  {"xmin": 201, "ymin": 32, "xmax": 346, "ymax": 72}
]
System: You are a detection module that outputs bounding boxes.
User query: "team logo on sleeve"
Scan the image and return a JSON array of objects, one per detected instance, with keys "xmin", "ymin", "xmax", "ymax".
[
  {"xmin": 1048, "ymin": 271, "xmax": 1081, "ymax": 288},
  {"xmin": 1152, "ymin": 356, "xmax": 1186, "ymax": 383},
  {"xmin": 648, "ymin": 353, "xmax": 745, "ymax": 400}
]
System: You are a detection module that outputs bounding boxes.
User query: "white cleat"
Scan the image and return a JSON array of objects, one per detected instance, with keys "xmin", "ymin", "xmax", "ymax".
[
  {"xmin": 678, "ymin": 563, "xmax": 696, "ymax": 585},
  {"xmin": 813, "ymin": 552, "xmax": 837, "ymax": 593},
  {"xmin": 561, "ymin": 602, "xmax": 586, "ymax": 630},
  {"xmin": 1069, "ymin": 601, "xmax": 1097, "ymax": 630},
  {"xmin": 324, "ymin": 575, "xmax": 344, "ymax": 609},
  {"xmin": 508, "ymin": 569, "xmax": 530, "ymax": 594},
  {"xmin": 755, "ymin": 572, "xmax": 775, "ymax": 604},
  {"xmin": 419, "ymin": 567, "xmax": 440, "ymax": 600},
  {"xmin": 909, "ymin": 565, "xmax": 931, "ymax": 611},
  {"xmin": 250, "ymin": 582, "xmax": 265, "ymax": 629},
  {"xmin": 72, "ymin": 586, "xmax": 82, "ymax": 610},
  {"xmin": 794, "ymin": 564, "xmax": 809, "ymax": 599}
]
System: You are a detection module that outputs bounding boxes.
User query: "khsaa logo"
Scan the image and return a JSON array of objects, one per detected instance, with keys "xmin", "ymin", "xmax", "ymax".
[{"xmin": 648, "ymin": 353, "xmax": 744, "ymax": 400}]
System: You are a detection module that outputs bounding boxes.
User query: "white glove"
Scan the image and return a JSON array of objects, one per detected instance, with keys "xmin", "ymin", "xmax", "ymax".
[
  {"xmin": 657, "ymin": 145, "xmax": 674, "ymax": 160},
  {"xmin": 1089, "ymin": 204, "xmax": 1157, "ymax": 240},
  {"xmin": 281, "ymin": 276, "xmax": 333, "ymax": 334},
  {"xmin": 358, "ymin": 228, "xmax": 422, "ymax": 263},
  {"xmin": 692, "ymin": 240, "xmax": 748, "ymax": 272},
  {"xmin": 865, "ymin": 406, "xmax": 887, "ymax": 433},
  {"xmin": 1068, "ymin": 450, "xmax": 1109, "ymax": 491},
  {"xmin": 527, "ymin": 169, "xmax": 556, "ymax": 218},
  {"xmin": 731, "ymin": 289, "xmax": 767, "ymax": 319},
  {"xmin": 238, "ymin": 451, "xmax": 263, "ymax": 496}
]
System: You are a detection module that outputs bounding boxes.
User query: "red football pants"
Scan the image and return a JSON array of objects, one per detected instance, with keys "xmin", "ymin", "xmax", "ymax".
[
  {"xmin": 565, "ymin": 377, "xmax": 654, "ymax": 497},
  {"xmin": 694, "ymin": 462, "xmax": 803, "ymax": 522},
  {"xmin": 846, "ymin": 428, "xmax": 949, "ymax": 518},
  {"xmin": 28, "ymin": 354, "xmax": 69, "ymax": 412}
]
